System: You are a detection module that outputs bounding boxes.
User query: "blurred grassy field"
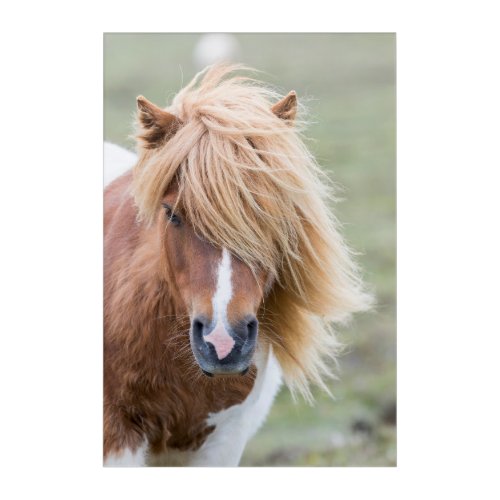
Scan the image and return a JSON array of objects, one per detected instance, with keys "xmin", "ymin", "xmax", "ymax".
[{"xmin": 104, "ymin": 33, "xmax": 396, "ymax": 466}]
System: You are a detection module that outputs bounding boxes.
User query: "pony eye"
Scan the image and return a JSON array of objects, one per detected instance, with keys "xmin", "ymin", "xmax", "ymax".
[{"xmin": 162, "ymin": 203, "xmax": 182, "ymax": 227}]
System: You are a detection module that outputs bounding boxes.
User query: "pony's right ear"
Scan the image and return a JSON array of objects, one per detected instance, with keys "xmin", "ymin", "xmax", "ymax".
[
  {"xmin": 136, "ymin": 96, "xmax": 181, "ymax": 149},
  {"xmin": 271, "ymin": 91, "xmax": 297, "ymax": 123}
]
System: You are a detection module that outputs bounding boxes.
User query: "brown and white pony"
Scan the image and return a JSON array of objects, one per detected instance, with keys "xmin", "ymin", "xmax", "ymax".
[{"xmin": 104, "ymin": 65, "xmax": 371, "ymax": 467}]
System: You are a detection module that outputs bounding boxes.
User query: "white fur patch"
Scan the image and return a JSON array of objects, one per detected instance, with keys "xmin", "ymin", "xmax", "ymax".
[
  {"xmin": 104, "ymin": 441, "xmax": 148, "ymax": 467},
  {"xmin": 212, "ymin": 248, "xmax": 233, "ymax": 327},
  {"xmin": 103, "ymin": 142, "xmax": 137, "ymax": 187},
  {"xmin": 203, "ymin": 248, "xmax": 235, "ymax": 359}
]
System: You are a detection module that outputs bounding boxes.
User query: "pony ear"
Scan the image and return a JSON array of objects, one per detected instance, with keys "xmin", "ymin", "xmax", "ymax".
[
  {"xmin": 136, "ymin": 96, "xmax": 181, "ymax": 149},
  {"xmin": 271, "ymin": 91, "xmax": 297, "ymax": 122}
]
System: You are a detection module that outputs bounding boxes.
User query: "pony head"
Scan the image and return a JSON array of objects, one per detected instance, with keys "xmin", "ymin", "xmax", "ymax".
[
  {"xmin": 132, "ymin": 65, "xmax": 372, "ymax": 396},
  {"xmin": 157, "ymin": 182, "xmax": 272, "ymax": 376}
]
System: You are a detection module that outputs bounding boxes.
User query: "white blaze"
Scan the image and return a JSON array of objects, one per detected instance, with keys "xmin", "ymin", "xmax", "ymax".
[
  {"xmin": 212, "ymin": 248, "xmax": 233, "ymax": 327},
  {"xmin": 205, "ymin": 248, "xmax": 234, "ymax": 360}
]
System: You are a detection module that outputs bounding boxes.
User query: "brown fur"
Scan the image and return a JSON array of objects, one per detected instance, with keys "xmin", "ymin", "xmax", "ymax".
[{"xmin": 104, "ymin": 172, "xmax": 257, "ymax": 459}]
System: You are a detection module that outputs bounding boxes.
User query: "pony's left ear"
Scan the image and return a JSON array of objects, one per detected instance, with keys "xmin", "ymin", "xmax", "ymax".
[
  {"xmin": 271, "ymin": 91, "xmax": 297, "ymax": 123},
  {"xmin": 136, "ymin": 96, "xmax": 181, "ymax": 149}
]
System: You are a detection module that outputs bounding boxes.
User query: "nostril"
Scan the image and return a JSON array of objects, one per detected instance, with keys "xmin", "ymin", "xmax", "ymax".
[
  {"xmin": 246, "ymin": 318, "xmax": 258, "ymax": 340},
  {"xmin": 192, "ymin": 318, "xmax": 206, "ymax": 340}
]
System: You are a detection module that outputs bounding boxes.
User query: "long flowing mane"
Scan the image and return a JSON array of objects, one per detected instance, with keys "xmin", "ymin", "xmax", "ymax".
[{"xmin": 132, "ymin": 65, "xmax": 372, "ymax": 399}]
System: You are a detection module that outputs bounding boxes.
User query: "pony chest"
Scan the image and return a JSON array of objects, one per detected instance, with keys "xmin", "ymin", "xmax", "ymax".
[{"xmin": 148, "ymin": 349, "xmax": 282, "ymax": 466}]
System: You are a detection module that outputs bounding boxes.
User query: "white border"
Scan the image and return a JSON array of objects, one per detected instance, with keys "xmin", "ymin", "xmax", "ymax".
[{"xmin": 2, "ymin": 1, "xmax": 500, "ymax": 499}]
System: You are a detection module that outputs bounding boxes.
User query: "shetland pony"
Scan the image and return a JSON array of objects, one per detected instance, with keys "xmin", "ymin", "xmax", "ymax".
[{"xmin": 104, "ymin": 65, "xmax": 371, "ymax": 467}]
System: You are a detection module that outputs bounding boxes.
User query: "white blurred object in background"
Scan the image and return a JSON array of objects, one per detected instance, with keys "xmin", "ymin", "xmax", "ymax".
[{"xmin": 193, "ymin": 34, "xmax": 241, "ymax": 69}]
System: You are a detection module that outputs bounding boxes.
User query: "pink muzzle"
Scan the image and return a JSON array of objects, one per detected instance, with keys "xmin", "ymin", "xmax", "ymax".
[{"xmin": 203, "ymin": 323, "xmax": 235, "ymax": 360}]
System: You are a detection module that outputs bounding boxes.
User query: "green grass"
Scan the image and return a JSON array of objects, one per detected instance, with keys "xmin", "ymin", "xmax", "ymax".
[{"xmin": 104, "ymin": 33, "xmax": 396, "ymax": 466}]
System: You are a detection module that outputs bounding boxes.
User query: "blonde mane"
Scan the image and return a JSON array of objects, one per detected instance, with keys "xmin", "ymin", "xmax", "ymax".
[{"xmin": 133, "ymin": 65, "xmax": 372, "ymax": 399}]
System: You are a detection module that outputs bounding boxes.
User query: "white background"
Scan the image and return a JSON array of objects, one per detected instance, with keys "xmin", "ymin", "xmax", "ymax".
[{"xmin": 1, "ymin": 1, "xmax": 499, "ymax": 499}]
